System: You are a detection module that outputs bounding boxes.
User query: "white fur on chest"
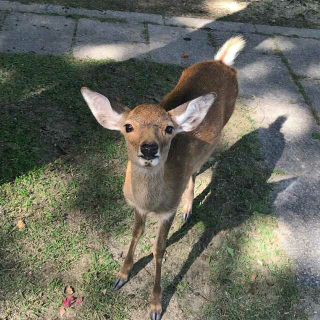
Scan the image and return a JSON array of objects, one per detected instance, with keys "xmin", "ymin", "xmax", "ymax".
[{"xmin": 124, "ymin": 165, "xmax": 178, "ymax": 216}]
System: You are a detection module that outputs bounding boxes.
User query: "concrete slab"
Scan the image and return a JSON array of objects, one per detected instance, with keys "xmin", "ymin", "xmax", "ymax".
[
  {"xmin": 46, "ymin": 5, "xmax": 105, "ymax": 19},
  {"xmin": 274, "ymin": 174, "xmax": 320, "ymax": 286},
  {"xmin": 0, "ymin": 12, "xmax": 7, "ymax": 27},
  {"xmin": 0, "ymin": 1, "xmax": 48, "ymax": 14},
  {"xmin": 237, "ymin": 53, "xmax": 319, "ymax": 175},
  {"xmin": 73, "ymin": 19, "xmax": 149, "ymax": 60},
  {"xmin": 236, "ymin": 54, "xmax": 302, "ymax": 103},
  {"xmin": 46, "ymin": 5, "xmax": 164, "ymax": 24},
  {"xmin": 147, "ymin": 24, "xmax": 213, "ymax": 66},
  {"xmin": 0, "ymin": 12, "xmax": 75, "ymax": 55},
  {"xmin": 164, "ymin": 16, "xmax": 215, "ymax": 29},
  {"xmin": 101, "ymin": 10, "xmax": 164, "ymax": 24},
  {"xmin": 301, "ymin": 79, "xmax": 320, "ymax": 118},
  {"xmin": 248, "ymin": 95, "xmax": 320, "ymax": 176},
  {"xmin": 275, "ymin": 36, "xmax": 320, "ymax": 79},
  {"xmin": 211, "ymin": 31, "xmax": 277, "ymax": 55},
  {"xmin": 255, "ymin": 24, "xmax": 320, "ymax": 39},
  {"xmin": 206, "ymin": 20, "xmax": 255, "ymax": 33},
  {"xmin": 164, "ymin": 16, "xmax": 255, "ymax": 33}
]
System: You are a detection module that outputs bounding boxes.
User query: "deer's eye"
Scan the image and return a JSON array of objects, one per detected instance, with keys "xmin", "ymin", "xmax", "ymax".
[
  {"xmin": 125, "ymin": 124, "xmax": 134, "ymax": 133},
  {"xmin": 165, "ymin": 126, "xmax": 174, "ymax": 134}
]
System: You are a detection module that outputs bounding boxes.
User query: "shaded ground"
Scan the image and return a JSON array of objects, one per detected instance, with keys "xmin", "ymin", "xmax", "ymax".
[
  {"xmin": 0, "ymin": 54, "xmax": 307, "ymax": 319},
  {"xmin": 8, "ymin": 0, "xmax": 320, "ymax": 29}
]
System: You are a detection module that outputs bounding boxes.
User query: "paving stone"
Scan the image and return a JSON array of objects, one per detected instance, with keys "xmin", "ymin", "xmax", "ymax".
[
  {"xmin": 0, "ymin": 12, "xmax": 75, "ymax": 55},
  {"xmin": 236, "ymin": 52, "xmax": 320, "ymax": 175},
  {"xmin": 46, "ymin": 5, "xmax": 164, "ymax": 24},
  {"xmin": 164, "ymin": 16, "xmax": 215, "ymax": 29},
  {"xmin": 236, "ymin": 54, "xmax": 302, "ymax": 103},
  {"xmin": 300, "ymin": 79, "xmax": 320, "ymax": 118},
  {"xmin": 100, "ymin": 10, "xmax": 164, "ymax": 24},
  {"xmin": 73, "ymin": 19, "xmax": 149, "ymax": 60},
  {"xmin": 274, "ymin": 174, "xmax": 320, "ymax": 287},
  {"xmin": 0, "ymin": 0, "xmax": 48, "ymax": 14},
  {"xmin": 275, "ymin": 36, "xmax": 320, "ymax": 79},
  {"xmin": 255, "ymin": 24, "xmax": 320, "ymax": 39},
  {"xmin": 247, "ymin": 94, "xmax": 320, "ymax": 176},
  {"xmin": 211, "ymin": 31, "xmax": 277, "ymax": 55},
  {"xmin": 206, "ymin": 20, "xmax": 255, "ymax": 33},
  {"xmin": 147, "ymin": 24, "xmax": 213, "ymax": 66},
  {"xmin": 46, "ymin": 5, "xmax": 104, "ymax": 18},
  {"xmin": 164, "ymin": 16, "xmax": 255, "ymax": 33},
  {"xmin": 0, "ymin": 11, "xmax": 7, "ymax": 27}
]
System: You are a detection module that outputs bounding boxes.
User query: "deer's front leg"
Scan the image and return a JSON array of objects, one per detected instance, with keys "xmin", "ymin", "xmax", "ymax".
[
  {"xmin": 114, "ymin": 211, "xmax": 146, "ymax": 290},
  {"xmin": 150, "ymin": 214, "xmax": 175, "ymax": 320}
]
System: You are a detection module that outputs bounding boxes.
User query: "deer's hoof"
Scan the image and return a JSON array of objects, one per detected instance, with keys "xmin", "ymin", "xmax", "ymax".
[
  {"xmin": 113, "ymin": 278, "xmax": 127, "ymax": 290},
  {"xmin": 182, "ymin": 212, "xmax": 192, "ymax": 223},
  {"xmin": 150, "ymin": 312, "xmax": 162, "ymax": 320}
]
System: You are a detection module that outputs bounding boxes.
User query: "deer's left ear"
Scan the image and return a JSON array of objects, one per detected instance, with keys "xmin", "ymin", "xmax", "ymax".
[{"xmin": 168, "ymin": 93, "xmax": 216, "ymax": 132}]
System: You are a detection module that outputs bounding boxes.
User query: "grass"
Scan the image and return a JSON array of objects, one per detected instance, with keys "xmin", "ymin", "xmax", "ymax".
[
  {"xmin": 312, "ymin": 133, "xmax": 320, "ymax": 140},
  {"xmin": 0, "ymin": 53, "xmax": 306, "ymax": 319}
]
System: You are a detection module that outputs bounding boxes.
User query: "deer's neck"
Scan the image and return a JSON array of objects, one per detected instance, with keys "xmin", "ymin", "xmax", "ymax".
[
  {"xmin": 124, "ymin": 161, "xmax": 179, "ymax": 214},
  {"xmin": 132, "ymin": 163, "xmax": 164, "ymax": 207}
]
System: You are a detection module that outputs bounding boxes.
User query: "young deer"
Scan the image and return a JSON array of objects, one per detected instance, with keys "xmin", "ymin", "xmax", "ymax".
[{"xmin": 81, "ymin": 36, "xmax": 245, "ymax": 320}]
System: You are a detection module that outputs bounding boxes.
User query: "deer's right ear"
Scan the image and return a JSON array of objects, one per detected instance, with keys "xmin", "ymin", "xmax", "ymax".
[
  {"xmin": 81, "ymin": 87, "xmax": 125, "ymax": 131},
  {"xmin": 169, "ymin": 93, "xmax": 216, "ymax": 133}
]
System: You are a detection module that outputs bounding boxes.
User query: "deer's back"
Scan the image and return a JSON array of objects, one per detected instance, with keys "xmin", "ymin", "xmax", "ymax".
[{"xmin": 160, "ymin": 60, "xmax": 238, "ymax": 178}]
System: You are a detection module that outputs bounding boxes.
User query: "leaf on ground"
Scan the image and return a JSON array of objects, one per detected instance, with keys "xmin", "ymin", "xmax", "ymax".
[
  {"xmin": 75, "ymin": 296, "xmax": 84, "ymax": 305},
  {"xmin": 250, "ymin": 273, "xmax": 257, "ymax": 281},
  {"xmin": 16, "ymin": 220, "xmax": 25, "ymax": 230},
  {"xmin": 64, "ymin": 285, "xmax": 74, "ymax": 295},
  {"xmin": 227, "ymin": 247, "xmax": 234, "ymax": 257},
  {"xmin": 101, "ymin": 289, "xmax": 107, "ymax": 295},
  {"xmin": 115, "ymin": 97, "xmax": 122, "ymax": 102},
  {"xmin": 62, "ymin": 296, "xmax": 75, "ymax": 307},
  {"xmin": 181, "ymin": 53, "xmax": 189, "ymax": 58},
  {"xmin": 59, "ymin": 306, "xmax": 66, "ymax": 317}
]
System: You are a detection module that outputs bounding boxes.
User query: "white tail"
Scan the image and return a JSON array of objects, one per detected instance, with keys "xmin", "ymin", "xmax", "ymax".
[
  {"xmin": 214, "ymin": 36, "xmax": 245, "ymax": 66},
  {"xmin": 81, "ymin": 37, "xmax": 245, "ymax": 320}
]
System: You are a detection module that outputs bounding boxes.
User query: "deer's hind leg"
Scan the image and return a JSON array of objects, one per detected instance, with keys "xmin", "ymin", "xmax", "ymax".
[
  {"xmin": 181, "ymin": 173, "xmax": 196, "ymax": 222},
  {"xmin": 114, "ymin": 211, "xmax": 146, "ymax": 290}
]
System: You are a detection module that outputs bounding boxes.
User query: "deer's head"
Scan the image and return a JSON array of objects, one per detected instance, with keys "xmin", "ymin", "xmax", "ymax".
[{"xmin": 81, "ymin": 88, "xmax": 216, "ymax": 168}]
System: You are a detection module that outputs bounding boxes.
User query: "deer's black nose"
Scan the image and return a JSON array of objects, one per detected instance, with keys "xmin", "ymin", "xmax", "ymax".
[{"xmin": 140, "ymin": 143, "xmax": 158, "ymax": 160}]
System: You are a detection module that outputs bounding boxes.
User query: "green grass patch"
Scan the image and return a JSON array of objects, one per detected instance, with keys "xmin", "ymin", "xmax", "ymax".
[
  {"xmin": 0, "ymin": 53, "xmax": 306, "ymax": 319},
  {"xmin": 312, "ymin": 133, "xmax": 320, "ymax": 140}
]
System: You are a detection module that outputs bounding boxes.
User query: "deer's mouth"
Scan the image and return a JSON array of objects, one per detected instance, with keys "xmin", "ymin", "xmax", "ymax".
[
  {"xmin": 139, "ymin": 155, "xmax": 159, "ymax": 161},
  {"xmin": 138, "ymin": 155, "xmax": 160, "ymax": 167}
]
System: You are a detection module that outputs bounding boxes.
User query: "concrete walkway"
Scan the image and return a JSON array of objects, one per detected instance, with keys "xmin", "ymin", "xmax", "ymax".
[{"xmin": 1, "ymin": 0, "xmax": 320, "ymax": 309}]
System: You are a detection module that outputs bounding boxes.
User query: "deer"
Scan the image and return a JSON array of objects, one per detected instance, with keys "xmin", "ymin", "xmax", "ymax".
[{"xmin": 81, "ymin": 36, "xmax": 245, "ymax": 320}]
